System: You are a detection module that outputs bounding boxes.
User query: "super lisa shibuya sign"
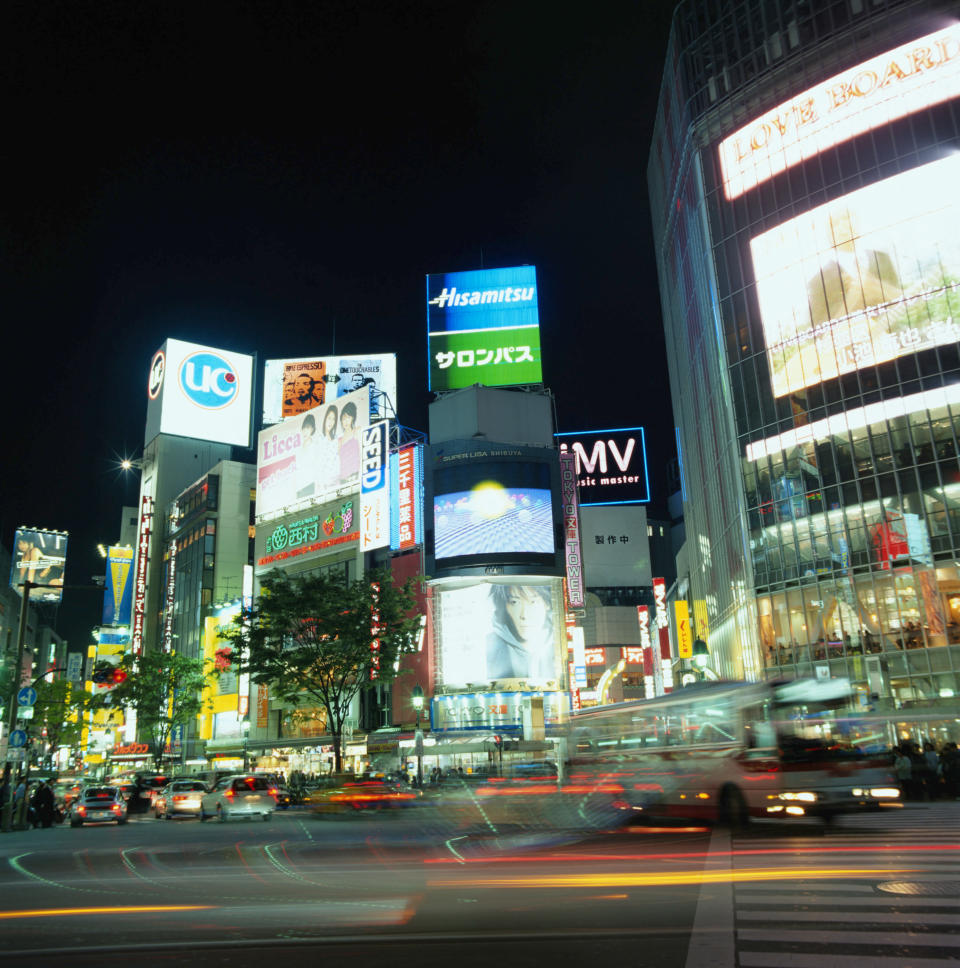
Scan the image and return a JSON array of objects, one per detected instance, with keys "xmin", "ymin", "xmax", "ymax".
[
  {"xmin": 555, "ymin": 427, "xmax": 649, "ymax": 506},
  {"xmin": 144, "ymin": 338, "xmax": 254, "ymax": 448}
]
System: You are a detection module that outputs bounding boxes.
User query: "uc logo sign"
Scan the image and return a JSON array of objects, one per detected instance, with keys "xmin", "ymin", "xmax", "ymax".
[{"xmin": 179, "ymin": 352, "xmax": 238, "ymax": 409}]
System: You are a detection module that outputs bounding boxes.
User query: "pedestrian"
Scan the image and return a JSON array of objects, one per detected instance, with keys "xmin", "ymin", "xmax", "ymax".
[
  {"xmin": 940, "ymin": 743, "xmax": 960, "ymax": 799},
  {"xmin": 32, "ymin": 781, "xmax": 56, "ymax": 828},
  {"xmin": 922, "ymin": 742, "xmax": 942, "ymax": 800},
  {"xmin": 894, "ymin": 746, "xmax": 913, "ymax": 799}
]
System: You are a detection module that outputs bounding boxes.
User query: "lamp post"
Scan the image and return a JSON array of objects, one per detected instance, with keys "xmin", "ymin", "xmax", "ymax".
[
  {"xmin": 241, "ymin": 717, "xmax": 251, "ymax": 772},
  {"xmin": 411, "ymin": 685, "xmax": 424, "ymax": 788},
  {"xmin": 692, "ymin": 638, "xmax": 711, "ymax": 680}
]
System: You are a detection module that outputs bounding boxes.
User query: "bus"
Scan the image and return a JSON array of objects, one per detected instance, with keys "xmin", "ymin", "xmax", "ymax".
[{"xmin": 569, "ymin": 677, "xmax": 901, "ymax": 825}]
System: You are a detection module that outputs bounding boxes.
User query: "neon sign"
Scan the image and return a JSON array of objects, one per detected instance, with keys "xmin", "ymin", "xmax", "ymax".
[{"xmin": 719, "ymin": 26, "xmax": 960, "ymax": 200}]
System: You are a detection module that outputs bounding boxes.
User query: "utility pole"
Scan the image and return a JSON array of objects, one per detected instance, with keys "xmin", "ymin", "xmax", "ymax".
[{"xmin": 2, "ymin": 580, "xmax": 35, "ymax": 832}]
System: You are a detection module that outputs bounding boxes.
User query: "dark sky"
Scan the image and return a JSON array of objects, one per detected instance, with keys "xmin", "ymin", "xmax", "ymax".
[{"xmin": 4, "ymin": 0, "xmax": 679, "ymax": 647}]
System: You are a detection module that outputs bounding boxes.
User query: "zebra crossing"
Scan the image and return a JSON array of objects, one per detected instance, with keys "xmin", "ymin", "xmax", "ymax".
[{"xmin": 730, "ymin": 803, "xmax": 960, "ymax": 967}]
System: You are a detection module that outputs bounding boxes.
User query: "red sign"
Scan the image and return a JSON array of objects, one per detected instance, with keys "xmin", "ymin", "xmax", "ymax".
[
  {"xmin": 584, "ymin": 647, "xmax": 606, "ymax": 666},
  {"xmin": 256, "ymin": 683, "xmax": 269, "ymax": 728},
  {"xmin": 113, "ymin": 742, "xmax": 149, "ymax": 756},
  {"xmin": 637, "ymin": 605, "xmax": 653, "ymax": 676},
  {"xmin": 653, "ymin": 577, "xmax": 671, "ymax": 660},
  {"xmin": 622, "ymin": 646, "xmax": 644, "ymax": 665},
  {"xmin": 396, "ymin": 445, "xmax": 418, "ymax": 550}
]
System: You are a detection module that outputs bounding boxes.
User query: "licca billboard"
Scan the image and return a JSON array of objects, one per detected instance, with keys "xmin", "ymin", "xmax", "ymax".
[{"xmin": 427, "ymin": 265, "xmax": 542, "ymax": 391}]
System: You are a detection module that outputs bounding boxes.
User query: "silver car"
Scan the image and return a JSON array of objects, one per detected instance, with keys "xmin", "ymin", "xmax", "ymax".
[
  {"xmin": 155, "ymin": 779, "xmax": 208, "ymax": 819},
  {"xmin": 69, "ymin": 786, "xmax": 128, "ymax": 827},
  {"xmin": 200, "ymin": 775, "xmax": 274, "ymax": 822}
]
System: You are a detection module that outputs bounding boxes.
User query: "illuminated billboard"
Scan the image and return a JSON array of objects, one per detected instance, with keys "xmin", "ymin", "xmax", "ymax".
[
  {"xmin": 431, "ymin": 691, "xmax": 569, "ymax": 731},
  {"xmin": 555, "ymin": 427, "xmax": 649, "ymax": 505},
  {"xmin": 262, "ymin": 354, "xmax": 397, "ymax": 425},
  {"xmin": 144, "ymin": 338, "xmax": 254, "ymax": 447},
  {"xmin": 10, "ymin": 529, "xmax": 67, "ymax": 602},
  {"xmin": 390, "ymin": 444, "xmax": 424, "ymax": 550},
  {"xmin": 102, "ymin": 545, "xmax": 134, "ymax": 626},
  {"xmin": 255, "ymin": 384, "xmax": 370, "ymax": 521},
  {"xmin": 254, "ymin": 495, "xmax": 359, "ymax": 570},
  {"xmin": 436, "ymin": 579, "xmax": 565, "ymax": 689},
  {"xmin": 719, "ymin": 25, "xmax": 960, "ymax": 200},
  {"xmin": 360, "ymin": 421, "xmax": 390, "ymax": 552},
  {"xmin": 752, "ymin": 155, "xmax": 960, "ymax": 399},
  {"xmin": 427, "ymin": 265, "xmax": 542, "ymax": 391}
]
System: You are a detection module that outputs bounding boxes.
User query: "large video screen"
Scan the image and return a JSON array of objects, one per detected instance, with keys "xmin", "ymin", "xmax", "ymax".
[
  {"xmin": 432, "ymin": 459, "xmax": 555, "ymax": 560},
  {"xmin": 256, "ymin": 384, "xmax": 371, "ymax": 520},
  {"xmin": 752, "ymin": 155, "xmax": 960, "ymax": 399},
  {"xmin": 437, "ymin": 580, "xmax": 564, "ymax": 688},
  {"xmin": 427, "ymin": 265, "xmax": 542, "ymax": 391},
  {"xmin": 10, "ymin": 528, "xmax": 67, "ymax": 603}
]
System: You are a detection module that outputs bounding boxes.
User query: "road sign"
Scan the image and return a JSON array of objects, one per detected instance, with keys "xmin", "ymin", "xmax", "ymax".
[
  {"xmin": 5, "ymin": 749, "xmax": 25, "ymax": 763},
  {"xmin": 9, "ymin": 729, "xmax": 28, "ymax": 748},
  {"xmin": 17, "ymin": 686, "xmax": 37, "ymax": 707},
  {"xmin": 17, "ymin": 707, "xmax": 34, "ymax": 720}
]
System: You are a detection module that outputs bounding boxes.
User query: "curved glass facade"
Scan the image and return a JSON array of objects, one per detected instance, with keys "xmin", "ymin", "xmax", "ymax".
[{"xmin": 650, "ymin": 0, "xmax": 960, "ymax": 707}]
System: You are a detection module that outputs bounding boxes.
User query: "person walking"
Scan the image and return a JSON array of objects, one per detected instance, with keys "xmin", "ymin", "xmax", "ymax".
[
  {"xmin": 894, "ymin": 746, "xmax": 913, "ymax": 800},
  {"xmin": 32, "ymin": 781, "xmax": 56, "ymax": 828}
]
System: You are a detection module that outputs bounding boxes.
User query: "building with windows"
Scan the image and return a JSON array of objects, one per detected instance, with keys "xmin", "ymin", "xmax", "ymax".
[{"xmin": 649, "ymin": 0, "xmax": 960, "ymax": 709}]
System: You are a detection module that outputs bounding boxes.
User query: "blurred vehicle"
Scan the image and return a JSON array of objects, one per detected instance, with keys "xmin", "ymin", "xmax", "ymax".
[
  {"xmin": 570, "ymin": 677, "xmax": 901, "ymax": 826},
  {"xmin": 52, "ymin": 777, "xmax": 85, "ymax": 814},
  {"xmin": 200, "ymin": 775, "xmax": 274, "ymax": 822},
  {"xmin": 155, "ymin": 779, "xmax": 208, "ymax": 819},
  {"xmin": 69, "ymin": 786, "xmax": 128, "ymax": 827},
  {"xmin": 257, "ymin": 773, "xmax": 293, "ymax": 809},
  {"xmin": 309, "ymin": 777, "xmax": 421, "ymax": 814},
  {"xmin": 132, "ymin": 773, "xmax": 170, "ymax": 812}
]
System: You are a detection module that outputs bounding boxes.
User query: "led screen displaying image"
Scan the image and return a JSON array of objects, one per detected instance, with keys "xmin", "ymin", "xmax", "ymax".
[
  {"xmin": 752, "ymin": 155, "xmax": 960, "ymax": 398},
  {"xmin": 434, "ymin": 486, "xmax": 554, "ymax": 559},
  {"xmin": 436, "ymin": 579, "xmax": 564, "ymax": 688}
]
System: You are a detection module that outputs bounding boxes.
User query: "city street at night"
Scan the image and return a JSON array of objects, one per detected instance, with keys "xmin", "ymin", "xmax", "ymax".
[{"xmin": 0, "ymin": 803, "xmax": 956, "ymax": 967}]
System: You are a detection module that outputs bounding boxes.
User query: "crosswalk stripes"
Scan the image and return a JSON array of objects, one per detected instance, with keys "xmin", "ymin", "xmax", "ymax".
[{"xmin": 729, "ymin": 804, "xmax": 960, "ymax": 967}]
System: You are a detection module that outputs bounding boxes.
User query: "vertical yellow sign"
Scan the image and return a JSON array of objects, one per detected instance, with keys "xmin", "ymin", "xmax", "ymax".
[{"xmin": 675, "ymin": 600, "xmax": 693, "ymax": 659}]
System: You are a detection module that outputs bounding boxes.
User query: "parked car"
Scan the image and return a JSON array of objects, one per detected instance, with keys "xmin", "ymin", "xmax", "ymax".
[
  {"xmin": 154, "ymin": 779, "xmax": 208, "ymax": 819},
  {"xmin": 69, "ymin": 786, "xmax": 128, "ymax": 827},
  {"xmin": 200, "ymin": 775, "xmax": 274, "ymax": 822}
]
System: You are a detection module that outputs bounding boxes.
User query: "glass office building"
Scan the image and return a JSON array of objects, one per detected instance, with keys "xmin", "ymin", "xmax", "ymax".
[{"xmin": 649, "ymin": 0, "xmax": 960, "ymax": 709}]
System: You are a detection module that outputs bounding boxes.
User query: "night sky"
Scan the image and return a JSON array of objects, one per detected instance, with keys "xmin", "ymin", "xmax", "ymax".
[{"xmin": 5, "ymin": 0, "xmax": 679, "ymax": 649}]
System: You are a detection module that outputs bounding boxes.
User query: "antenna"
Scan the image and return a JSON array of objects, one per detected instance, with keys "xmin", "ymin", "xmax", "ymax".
[{"xmin": 332, "ymin": 319, "xmax": 336, "ymax": 356}]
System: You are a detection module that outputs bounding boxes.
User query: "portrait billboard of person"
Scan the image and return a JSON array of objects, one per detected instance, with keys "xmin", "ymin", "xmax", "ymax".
[
  {"xmin": 338, "ymin": 401, "xmax": 360, "ymax": 483},
  {"xmin": 485, "ymin": 584, "xmax": 556, "ymax": 682},
  {"xmin": 282, "ymin": 361, "xmax": 326, "ymax": 417}
]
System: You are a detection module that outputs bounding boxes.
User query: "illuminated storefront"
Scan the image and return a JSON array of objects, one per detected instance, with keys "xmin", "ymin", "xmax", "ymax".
[{"xmin": 650, "ymin": 2, "xmax": 960, "ymax": 706}]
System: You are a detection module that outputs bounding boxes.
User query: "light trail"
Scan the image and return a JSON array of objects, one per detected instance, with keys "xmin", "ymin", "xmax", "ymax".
[
  {"xmin": 430, "ymin": 867, "xmax": 916, "ymax": 889},
  {"xmin": 0, "ymin": 905, "xmax": 214, "ymax": 920}
]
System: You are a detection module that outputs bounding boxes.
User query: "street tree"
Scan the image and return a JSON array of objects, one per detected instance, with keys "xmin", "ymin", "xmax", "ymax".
[
  {"xmin": 223, "ymin": 568, "xmax": 422, "ymax": 772},
  {"xmin": 109, "ymin": 651, "xmax": 215, "ymax": 771},
  {"xmin": 30, "ymin": 678, "xmax": 102, "ymax": 770}
]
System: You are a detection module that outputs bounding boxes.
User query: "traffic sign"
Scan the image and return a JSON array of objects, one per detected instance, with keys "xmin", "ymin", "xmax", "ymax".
[
  {"xmin": 9, "ymin": 729, "xmax": 27, "ymax": 748},
  {"xmin": 17, "ymin": 707, "xmax": 34, "ymax": 720},
  {"xmin": 5, "ymin": 749, "xmax": 25, "ymax": 763},
  {"xmin": 17, "ymin": 686, "xmax": 37, "ymax": 707}
]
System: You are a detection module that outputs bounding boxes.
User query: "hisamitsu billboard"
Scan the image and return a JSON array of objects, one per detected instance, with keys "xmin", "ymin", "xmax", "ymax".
[
  {"xmin": 555, "ymin": 427, "xmax": 650, "ymax": 506},
  {"xmin": 427, "ymin": 265, "xmax": 542, "ymax": 391}
]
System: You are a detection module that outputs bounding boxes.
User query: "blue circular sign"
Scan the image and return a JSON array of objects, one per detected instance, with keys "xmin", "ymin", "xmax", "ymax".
[
  {"xmin": 17, "ymin": 686, "xmax": 37, "ymax": 707},
  {"xmin": 9, "ymin": 730, "xmax": 27, "ymax": 748},
  {"xmin": 178, "ymin": 352, "xmax": 239, "ymax": 410}
]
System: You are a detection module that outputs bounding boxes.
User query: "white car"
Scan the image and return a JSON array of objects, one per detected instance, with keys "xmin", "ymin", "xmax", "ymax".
[{"xmin": 199, "ymin": 775, "xmax": 274, "ymax": 822}]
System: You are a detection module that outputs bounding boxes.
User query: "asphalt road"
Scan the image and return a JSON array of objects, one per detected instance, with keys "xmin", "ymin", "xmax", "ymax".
[{"xmin": 0, "ymin": 801, "xmax": 956, "ymax": 967}]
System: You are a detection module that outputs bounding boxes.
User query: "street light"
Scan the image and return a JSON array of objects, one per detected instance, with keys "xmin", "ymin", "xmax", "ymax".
[
  {"xmin": 693, "ymin": 638, "xmax": 710, "ymax": 668},
  {"xmin": 411, "ymin": 685, "xmax": 424, "ymax": 788}
]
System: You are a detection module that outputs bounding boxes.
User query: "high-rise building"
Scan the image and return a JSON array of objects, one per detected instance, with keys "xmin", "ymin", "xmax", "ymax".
[{"xmin": 649, "ymin": 0, "xmax": 960, "ymax": 709}]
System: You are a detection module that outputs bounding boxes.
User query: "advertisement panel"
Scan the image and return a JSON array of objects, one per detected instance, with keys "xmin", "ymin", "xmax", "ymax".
[
  {"xmin": 256, "ymin": 383, "xmax": 370, "ymax": 521},
  {"xmin": 581, "ymin": 506, "xmax": 651, "ymax": 588},
  {"xmin": 262, "ymin": 353, "xmax": 398, "ymax": 425},
  {"xmin": 360, "ymin": 421, "xmax": 390, "ymax": 552},
  {"xmin": 555, "ymin": 428, "xmax": 649, "ymax": 505},
  {"xmin": 674, "ymin": 599, "xmax": 693, "ymax": 660},
  {"xmin": 752, "ymin": 155, "xmax": 960, "ymax": 399},
  {"xmin": 427, "ymin": 265, "xmax": 542, "ymax": 391},
  {"xmin": 559, "ymin": 452, "xmax": 585, "ymax": 609},
  {"xmin": 144, "ymin": 338, "xmax": 254, "ymax": 447},
  {"xmin": 10, "ymin": 529, "xmax": 67, "ymax": 602},
  {"xmin": 390, "ymin": 444, "xmax": 423, "ymax": 550},
  {"xmin": 719, "ymin": 25, "xmax": 960, "ymax": 201},
  {"xmin": 436, "ymin": 579, "xmax": 564, "ymax": 689},
  {"xmin": 131, "ymin": 496, "xmax": 153, "ymax": 655},
  {"xmin": 102, "ymin": 546, "xmax": 134, "ymax": 626},
  {"xmin": 431, "ymin": 691, "xmax": 569, "ymax": 732},
  {"xmin": 254, "ymin": 495, "xmax": 359, "ymax": 570}
]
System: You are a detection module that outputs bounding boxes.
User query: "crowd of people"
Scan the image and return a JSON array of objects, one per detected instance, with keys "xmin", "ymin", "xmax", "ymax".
[
  {"xmin": 0, "ymin": 777, "xmax": 59, "ymax": 829},
  {"xmin": 893, "ymin": 740, "xmax": 960, "ymax": 799}
]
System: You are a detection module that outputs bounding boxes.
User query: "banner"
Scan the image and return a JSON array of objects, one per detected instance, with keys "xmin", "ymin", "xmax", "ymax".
[
  {"xmin": 102, "ymin": 546, "xmax": 134, "ymax": 626},
  {"xmin": 390, "ymin": 444, "xmax": 423, "ymax": 550},
  {"xmin": 674, "ymin": 599, "xmax": 693, "ymax": 660},
  {"xmin": 360, "ymin": 421, "xmax": 390, "ymax": 551},
  {"xmin": 131, "ymin": 496, "xmax": 153, "ymax": 655},
  {"xmin": 559, "ymin": 451, "xmax": 585, "ymax": 608}
]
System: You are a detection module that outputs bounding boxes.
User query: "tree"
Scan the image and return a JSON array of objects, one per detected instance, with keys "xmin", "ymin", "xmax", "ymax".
[
  {"xmin": 109, "ymin": 651, "xmax": 215, "ymax": 771},
  {"xmin": 223, "ymin": 567, "xmax": 422, "ymax": 773},
  {"xmin": 30, "ymin": 678, "xmax": 101, "ymax": 770}
]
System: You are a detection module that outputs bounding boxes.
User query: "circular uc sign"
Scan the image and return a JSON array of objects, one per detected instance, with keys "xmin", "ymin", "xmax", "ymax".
[
  {"xmin": 148, "ymin": 349, "xmax": 165, "ymax": 400},
  {"xmin": 178, "ymin": 351, "xmax": 239, "ymax": 410}
]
